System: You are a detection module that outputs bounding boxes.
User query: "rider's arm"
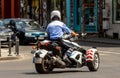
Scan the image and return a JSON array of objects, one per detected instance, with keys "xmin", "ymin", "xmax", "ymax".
[
  {"xmin": 61, "ymin": 23, "xmax": 71, "ymax": 34},
  {"xmin": 61, "ymin": 23, "xmax": 79, "ymax": 37}
]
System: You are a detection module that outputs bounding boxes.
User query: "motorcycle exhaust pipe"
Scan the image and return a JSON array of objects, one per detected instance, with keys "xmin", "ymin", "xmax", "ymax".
[{"xmin": 53, "ymin": 57, "xmax": 66, "ymax": 68}]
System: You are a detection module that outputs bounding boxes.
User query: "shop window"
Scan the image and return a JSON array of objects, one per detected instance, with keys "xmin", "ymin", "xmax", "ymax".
[
  {"xmin": 113, "ymin": 0, "xmax": 120, "ymax": 23},
  {"xmin": 83, "ymin": 0, "xmax": 94, "ymax": 25}
]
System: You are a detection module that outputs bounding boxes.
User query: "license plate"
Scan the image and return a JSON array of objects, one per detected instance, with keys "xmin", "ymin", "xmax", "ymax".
[
  {"xmin": 38, "ymin": 37, "xmax": 44, "ymax": 40},
  {"xmin": 33, "ymin": 58, "xmax": 42, "ymax": 63}
]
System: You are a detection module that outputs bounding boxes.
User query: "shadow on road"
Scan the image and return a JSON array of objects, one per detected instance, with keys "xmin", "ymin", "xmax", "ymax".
[{"xmin": 23, "ymin": 69, "xmax": 91, "ymax": 75}]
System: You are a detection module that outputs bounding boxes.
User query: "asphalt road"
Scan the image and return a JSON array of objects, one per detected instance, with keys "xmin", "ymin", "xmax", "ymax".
[{"xmin": 0, "ymin": 42, "xmax": 120, "ymax": 78}]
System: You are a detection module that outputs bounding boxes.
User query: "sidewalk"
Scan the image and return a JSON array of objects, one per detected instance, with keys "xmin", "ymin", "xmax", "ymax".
[
  {"xmin": 0, "ymin": 49, "xmax": 22, "ymax": 61},
  {"xmin": 79, "ymin": 37, "xmax": 120, "ymax": 45}
]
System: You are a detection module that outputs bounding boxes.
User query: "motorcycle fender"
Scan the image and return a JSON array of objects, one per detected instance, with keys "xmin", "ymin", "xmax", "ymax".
[
  {"xmin": 39, "ymin": 49, "xmax": 48, "ymax": 58},
  {"xmin": 34, "ymin": 49, "xmax": 48, "ymax": 58},
  {"xmin": 86, "ymin": 48, "xmax": 98, "ymax": 62},
  {"xmin": 33, "ymin": 57, "xmax": 42, "ymax": 64}
]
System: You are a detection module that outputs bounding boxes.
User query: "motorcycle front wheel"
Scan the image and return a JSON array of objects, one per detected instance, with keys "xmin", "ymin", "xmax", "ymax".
[
  {"xmin": 35, "ymin": 56, "xmax": 54, "ymax": 74},
  {"xmin": 87, "ymin": 52, "xmax": 100, "ymax": 71}
]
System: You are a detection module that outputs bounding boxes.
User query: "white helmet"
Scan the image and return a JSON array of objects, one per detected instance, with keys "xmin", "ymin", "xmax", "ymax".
[{"xmin": 51, "ymin": 10, "xmax": 61, "ymax": 20}]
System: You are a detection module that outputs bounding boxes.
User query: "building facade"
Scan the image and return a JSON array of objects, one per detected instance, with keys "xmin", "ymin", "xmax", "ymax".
[
  {"xmin": 66, "ymin": 0, "xmax": 101, "ymax": 34},
  {"xmin": 104, "ymin": 0, "xmax": 120, "ymax": 39},
  {"xmin": 0, "ymin": 0, "xmax": 120, "ymax": 39},
  {"xmin": 19, "ymin": 0, "xmax": 66, "ymax": 27},
  {"xmin": 66, "ymin": 0, "xmax": 120, "ymax": 39},
  {"xmin": 0, "ymin": 0, "xmax": 20, "ymax": 18}
]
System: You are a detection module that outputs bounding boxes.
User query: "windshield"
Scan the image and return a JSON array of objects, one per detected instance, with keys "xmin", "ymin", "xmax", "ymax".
[
  {"xmin": 21, "ymin": 19, "xmax": 40, "ymax": 28},
  {"xmin": 3, "ymin": 19, "xmax": 30, "ymax": 29},
  {"xmin": 15, "ymin": 21, "xmax": 30, "ymax": 29},
  {"xmin": 28, "ymin": 21, "xmax": 40, "ymax": 28}
]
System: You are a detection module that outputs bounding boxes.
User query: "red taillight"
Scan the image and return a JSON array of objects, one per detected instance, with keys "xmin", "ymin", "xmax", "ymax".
[
  {"xmin": 45, "ymin": 42, "xmax": 50, "ymax": 46},
  {"xmin": 38, "ymin": 42, "xmax": 42, "ymax": 46},
  {"xmin": 38, "ymin": 42, "xmax": 50, "ymax": 47}
]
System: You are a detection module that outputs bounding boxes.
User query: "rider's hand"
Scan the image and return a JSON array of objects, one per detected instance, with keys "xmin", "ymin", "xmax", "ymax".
[
  {"xmin": 75, "ymin": 33, "xmax": 79, "ymax": 36},
  {"xmin": 71, "ymin": 31, "xmax": 79, "ymax": 37}
]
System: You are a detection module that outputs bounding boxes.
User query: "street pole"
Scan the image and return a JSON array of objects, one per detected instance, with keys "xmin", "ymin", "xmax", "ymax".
[
  {"xmin": 15, "ymin": 37, "xmax": 19, "ymax": 56},
  {"xmin": 81, "ymin": 1, "xmax": 86, "ymax": 39},
  {"xmin": 8, "ymin": 36, "xmax": 12, "ymax": 56},
  {"xmin": 0, "ymin": 39, "xmax": 1, "ymax": 57},
  {"xmin": 98, "ymin": 0, "xmax": 103, "ymax": 37}
]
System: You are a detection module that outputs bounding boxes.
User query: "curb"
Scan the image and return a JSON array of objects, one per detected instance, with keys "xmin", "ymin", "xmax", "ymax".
[
  {"xmin": 0, "ymin": 55, "xmax": 22, "ymax": 61},
  {"xmin": 76, "ymin": 39, "xmax": 120, "ymax": 45}
]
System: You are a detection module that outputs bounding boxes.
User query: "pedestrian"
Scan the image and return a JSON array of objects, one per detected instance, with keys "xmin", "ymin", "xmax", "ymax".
[{"xmin": 8, "ymin": 20, "xmax": 17, "ymax": 33}]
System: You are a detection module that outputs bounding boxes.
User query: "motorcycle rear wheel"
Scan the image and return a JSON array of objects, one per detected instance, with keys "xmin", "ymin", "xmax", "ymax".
[
  {"xmin": 35, "ymin": 56, "xmax": 54, "ymax": 74},
  {"xmin": 87, "ymin": 52, "xmax": 100, "ymax": 71}
]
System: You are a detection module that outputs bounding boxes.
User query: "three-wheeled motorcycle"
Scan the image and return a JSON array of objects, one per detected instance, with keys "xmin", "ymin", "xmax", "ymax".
[{"xmin": 31, "ymin": 33, "xmax": 100, "ymax": 74}]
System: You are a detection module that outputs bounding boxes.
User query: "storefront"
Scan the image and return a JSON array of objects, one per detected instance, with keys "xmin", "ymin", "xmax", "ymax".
[
  {"xmin": 66, "ymin": 0, "xmax": 100, "ymax": 33},
  {"xmin": 19, "ymin": 0, "xmax": 102, "ymax": 33},
  {"xmin": 19, "ymin": 0, "xmax": 66, "ymax": 27},
  {"xmin": 0, "ymin": 0, "xmax": 103, "ymax": 34}
]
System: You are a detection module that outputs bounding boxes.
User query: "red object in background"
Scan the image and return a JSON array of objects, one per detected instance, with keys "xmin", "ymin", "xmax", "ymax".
[
  {"xmin": 1, "ymin": 0, "xmax": 20, "ymax": 19},
  {"xmin": 13, "ymin": 0, "xmax": 20, "ymax": 18}
]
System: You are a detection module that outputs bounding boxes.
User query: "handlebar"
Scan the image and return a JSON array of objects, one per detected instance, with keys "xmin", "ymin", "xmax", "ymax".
[
  {"xmin": 62, "ymin": 34, "xmax": 79, "ymax": 41},
  {"xmin": 62, "ymin": 33, "xmax": 87, "ymax": 41}
]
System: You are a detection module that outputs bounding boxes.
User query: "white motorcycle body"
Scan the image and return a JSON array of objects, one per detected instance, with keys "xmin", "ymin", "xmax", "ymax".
[
  {"xmin": 62, "ymin": 39, "xmax": 83, "ymax": 65},
  {"xmin": 63, "ymin": 38, "xmax": 98, "ymax": 66},
  {"xmin": 32, "ymin": 49, "xmax": 48, "ymax": 63}
]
